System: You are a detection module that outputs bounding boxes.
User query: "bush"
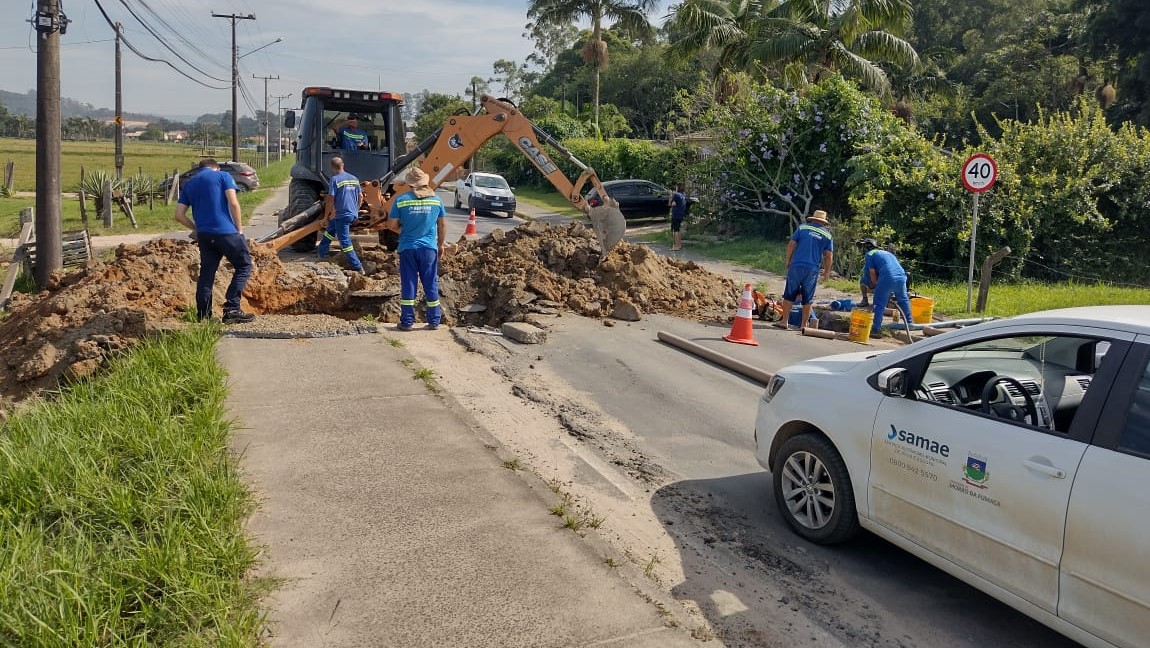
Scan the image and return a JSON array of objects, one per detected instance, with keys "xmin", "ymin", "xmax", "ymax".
[{"xmin": 694, "ymin": 76, "xmax": 905, "ymax": 236}]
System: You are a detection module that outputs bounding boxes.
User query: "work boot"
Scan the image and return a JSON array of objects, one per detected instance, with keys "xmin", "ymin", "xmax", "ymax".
[
  {"xmin": 222, "ymin": 310, "xmax": 256, "ymax": 324},
  {"xmin": 396, "ymin": 322, "xmax": 413, "ymax": 332},
  {"xmin": 858, "ymin": 298, "xmax": 870, "ymax": 308}
]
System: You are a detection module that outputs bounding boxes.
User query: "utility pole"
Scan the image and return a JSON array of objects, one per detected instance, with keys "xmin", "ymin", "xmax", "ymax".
[
  {"xmin": 34, "ymin": 0, "xmax": 65, "ymax": 288},
  {"xmin": 114, "ymin": 22, "xmax": 123, "ymax": 178},
  {"xmin": 253, "ymin": 73, "xmax": 278, "ymax": 167},
  {"xmin": 273, "ymin": 93, "xmax": 291, "ymax": 161},
  {"xmin": 212, "ymin": 12, "xmax": 255, "ymax": 163}
]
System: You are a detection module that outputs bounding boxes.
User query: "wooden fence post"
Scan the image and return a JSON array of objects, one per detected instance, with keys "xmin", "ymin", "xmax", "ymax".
[
  {"xmin": 78, "ymin": 190, "xmax": 89, "ymax": 229},
  {"xmin": 102, "ymin": 179, "xmax": 113, "ymax": 228},
  {"xmin": 165, "ymin": 169, "xmax": 179, "ymax": 205},
  {"xmin": 0, "ymin": 211, "xmax": 35, "ymax": 310},
  {"xmin": 976, "ymin": 246, "xmax": 1012, "ymax": 313},
  {"xmin": 2, "ymin": 160, "xmax": 13, "ymax": 193}
]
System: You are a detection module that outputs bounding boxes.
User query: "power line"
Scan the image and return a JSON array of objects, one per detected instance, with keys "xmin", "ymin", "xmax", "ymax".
[
  {"xmin": 0, "ymin": 37, "xmax": 115, "ymax": 49},
  {"xmin": 91, "ymin": 0, "xmax": 227, "ymax": 89},
  {"xmin": 112, "ymin": 0, "xmax": 228, "ymax": 82},
  {"xmin": 129, "ymin": 0, "xmax": 223, "ymax": 71}
]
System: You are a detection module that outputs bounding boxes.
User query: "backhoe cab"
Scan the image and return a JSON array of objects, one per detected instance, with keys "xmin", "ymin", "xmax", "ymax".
[{"xmin": 260, "ymin": 94, "xmax": 625, "ymax": 260}]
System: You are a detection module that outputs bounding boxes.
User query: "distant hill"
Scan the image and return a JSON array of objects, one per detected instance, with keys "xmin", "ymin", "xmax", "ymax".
[{"xmin": 0, "ymin": 88, "xmax": 172, "ymax": 123}]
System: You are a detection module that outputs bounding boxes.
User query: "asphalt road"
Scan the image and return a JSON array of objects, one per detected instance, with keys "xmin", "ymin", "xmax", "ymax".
[{"xmin": 530, "ymin": 298, "xmax": 1082, "ymax": 645}]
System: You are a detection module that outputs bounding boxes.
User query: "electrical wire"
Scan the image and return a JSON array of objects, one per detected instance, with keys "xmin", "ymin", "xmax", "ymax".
[
  {"xmin": 0, "ymin": 38, "xmax": 115, "ymax": 49},
  {"xmin": 112, "ymin": 0, "xmax": 228, "ymax": 82},
  {"xmin": 129, "ymin": 0, "xmax": 223, "ymax": 71},
  {"xmin": 91, "ymin": 0, "xmax": 228, "ymax": 90}
]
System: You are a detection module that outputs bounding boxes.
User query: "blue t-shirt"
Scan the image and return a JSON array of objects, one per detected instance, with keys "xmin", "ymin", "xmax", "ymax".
[
  {"xmin": 178, "ymin": 168, "xmax": 238, "ymax": 235},
  {"xmin": 337, "ymin": 126, "xmax": 368, "ymax": 151},
  {"xmin": 670, "ymin": 191, "xmax": 687, "ymax": 219},
  {"xmin": 789, "ymin": 223, "xmax": 834, "ymax": 270},
  {"xmin": 393, "ymin": 191, "xmax": 445, "ymax": 252},
  {"xmin": 862, "ymin": 249, "xmax": 906, "ymax": 284},
  {"xmin": 329, "ymin": 171, "xmax": 361, "ymax": 220}
]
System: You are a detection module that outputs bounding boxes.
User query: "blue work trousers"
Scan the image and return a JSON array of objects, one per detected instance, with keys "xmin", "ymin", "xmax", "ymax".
[
  {"xmin": 871, "ymin": 275, "xmax": 912, "ymax": 334},
  {"xmin": 317, "ymin": 215, "xmax": 363, "ymax": 271},
  {"xmin": 196, "ymin": 232, "xmax": 252, "ymax": 319},
  {"xmin": 399, "ymin": 247, "xmax": 441, "ymax": 327}
]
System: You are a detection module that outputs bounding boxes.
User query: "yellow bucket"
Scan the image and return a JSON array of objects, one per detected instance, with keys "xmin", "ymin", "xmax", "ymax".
[
  {"xmin": 910, "ymin": 296, "xmax": 935, "ymax": 324},
  {"xmin": 848, "ymin": 308, "xmax": 874, "ymax": 344}
]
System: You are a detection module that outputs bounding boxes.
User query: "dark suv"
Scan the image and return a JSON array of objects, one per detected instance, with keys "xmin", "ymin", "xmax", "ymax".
[{"xmin": 160, "ymin": 161, "xmax": 261, "ymax": 195}]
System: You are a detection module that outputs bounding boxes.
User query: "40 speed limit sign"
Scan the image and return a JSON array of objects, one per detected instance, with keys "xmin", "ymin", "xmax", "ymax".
[{"xmin": 961, "ymin": 153, "xmax": 997, "ymax": 193}]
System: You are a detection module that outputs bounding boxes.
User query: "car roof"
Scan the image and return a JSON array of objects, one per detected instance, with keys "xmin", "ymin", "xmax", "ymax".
[
  {"xmin": 471, "ymin": 172, "xmax": 506, "ymax": 180},
  {"xmin": 1008, "ymin": 305, "xmax": 1150, "ymax": 335}
]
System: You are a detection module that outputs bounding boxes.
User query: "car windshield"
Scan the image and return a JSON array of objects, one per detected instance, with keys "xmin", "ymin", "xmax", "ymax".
[
  {"xmin": 933, "ymin": 335, "xmax": 1056, "ymax": 362},
  {"xmin": 475, "ymin": 176, "xmax": 509, "ymax": 189}
]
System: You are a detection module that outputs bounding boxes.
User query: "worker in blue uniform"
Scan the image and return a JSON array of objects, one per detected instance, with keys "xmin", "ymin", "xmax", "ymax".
[
  {"xmin": 317, "ymin": 156, "xmax": 364, "ymax": 272},
  {"xmin": 859, "ymin": 238, "xmax": 912, "ymax": 336},
  {"xmin": 336, "ymin": 113, "xmax": 369, "ymax": 151},
  {"xmin": 774, "ymin": 210, "xmax": 834, "ymax": 330},
  {"xmin": 173, "ymin": 158, "xmax": 254, "ymax": 324},
  {"xmin": 392, "ymin": 167, "xmax": 446, "ymax": 331}
]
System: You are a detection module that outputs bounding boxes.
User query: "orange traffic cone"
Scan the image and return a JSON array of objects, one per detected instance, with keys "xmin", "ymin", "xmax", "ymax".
[
  {"xmin": 464, "ymin": 207, "xmax": 479, "ymax": 237},
  {"xmin": 723, "ymin": 283, "xmax": 759, "ymax": 346}
]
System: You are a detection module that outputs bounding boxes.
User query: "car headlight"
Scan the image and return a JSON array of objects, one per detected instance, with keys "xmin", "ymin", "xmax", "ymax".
[
  {"xmin": 473, "ymin": 192, "xmax": 487, "ymax": 199},
  {"xmin": 762, "ymin": 374, "xmax": 786, "ymax": 403}
]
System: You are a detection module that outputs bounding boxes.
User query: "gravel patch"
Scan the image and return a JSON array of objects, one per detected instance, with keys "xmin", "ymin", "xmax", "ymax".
[{"xmin": 223, "ymin": 314, "xmax": 379, "ymax": 339}]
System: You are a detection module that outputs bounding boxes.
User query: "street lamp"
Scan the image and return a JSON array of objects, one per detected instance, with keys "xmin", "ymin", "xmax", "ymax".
[{"xmin": 239, "ymin": 37, "xmax": 282, "ymax": 60}]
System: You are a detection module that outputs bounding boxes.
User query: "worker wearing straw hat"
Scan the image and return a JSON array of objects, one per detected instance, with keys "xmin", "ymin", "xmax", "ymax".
[
  {"xmin": 774, "ymin": 210, "xmax": 834, "ymax": 330},
  {"xmin": 392, "ymin": 167, "xmax": 446, "ymax": 331}
]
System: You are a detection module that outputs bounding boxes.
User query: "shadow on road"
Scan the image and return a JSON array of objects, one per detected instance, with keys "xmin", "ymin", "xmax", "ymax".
[{"xmin": 650, "ymin": 473, "xmax": 1082, "ymax": 648}]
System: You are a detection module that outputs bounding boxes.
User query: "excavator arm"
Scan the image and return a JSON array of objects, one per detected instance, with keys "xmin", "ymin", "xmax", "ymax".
[{"xmin": 260, "ymin": 95, "xmax": 626, "ymax": 256}]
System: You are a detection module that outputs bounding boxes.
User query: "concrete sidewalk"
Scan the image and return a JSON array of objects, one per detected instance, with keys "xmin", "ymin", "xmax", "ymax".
[{"xmin": 219, "ymin": 334, "xmax": 696, "ymax": 648}]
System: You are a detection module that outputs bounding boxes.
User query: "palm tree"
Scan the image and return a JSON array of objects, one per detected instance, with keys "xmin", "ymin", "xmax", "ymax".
[
  {"xmin": 527, "ymin": 0, "xmax": 658, "ymax": 137},
  {"xmin": 665, "ymin": 0, "xmax": 780, "ymax": 75},
  {"xmin": 751, "ymin": 0, "xmax": 919, "ymax": 95}
]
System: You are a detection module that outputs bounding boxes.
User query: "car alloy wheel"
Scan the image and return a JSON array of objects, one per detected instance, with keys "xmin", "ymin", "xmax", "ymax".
[
  {"xmin": 772, "ymin": 434, "xmax": 859, "ymax": 544},
  {"xmin": 780, "ymin": 450, "xmax": 835, "ymax": 529}
]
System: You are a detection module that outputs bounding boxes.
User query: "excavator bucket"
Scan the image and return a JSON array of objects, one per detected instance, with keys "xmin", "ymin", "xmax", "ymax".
[{"xmin": 587, "ymin": 204, "xmax": 627, "ymax": 259}]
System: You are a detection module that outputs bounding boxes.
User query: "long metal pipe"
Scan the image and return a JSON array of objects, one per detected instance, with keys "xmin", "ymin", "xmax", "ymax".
[{"xmin": 657, "ymin": 331, "xmax": 774, "ymax": 386}]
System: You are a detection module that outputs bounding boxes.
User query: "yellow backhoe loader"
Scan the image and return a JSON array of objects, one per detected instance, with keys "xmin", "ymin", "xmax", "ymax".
[{"xmin": 257, "ymin": 95, "xmax": 626, "ymax": 259}]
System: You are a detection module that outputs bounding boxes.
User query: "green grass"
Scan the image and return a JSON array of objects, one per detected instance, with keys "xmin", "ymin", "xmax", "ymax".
[
  {"xmin": 513, "ymin": 186, "xmax": 583, "ymax": 218},
  {"xmin": 0, "ymin": 326, "xmax": 266, "ymax": 645},
  {"xmin": 645, "ymin": 232, "xmax": 1150, "ymax": 318},
  {"xmin": 644, "ymin": 230, "xmax": 789, "ymax": 272},
  {"xmin": 911, "ymin": 280, "xmax": 1150, "ymax": 318},
  {"xmin": 1, "ymin": 138, "xmax": 236, "ymax": 193},
  {"xmin": 0, "ymin": 158, "xmax": 292, "ymax": 237}
]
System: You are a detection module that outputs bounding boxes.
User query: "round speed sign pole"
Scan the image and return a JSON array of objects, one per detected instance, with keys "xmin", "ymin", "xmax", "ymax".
[{"xmin": 961, "ymin": 153, "xmax": 998, "ymax": 311}]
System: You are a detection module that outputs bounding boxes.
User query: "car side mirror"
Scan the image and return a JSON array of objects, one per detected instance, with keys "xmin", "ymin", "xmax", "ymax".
[
  {"xmin": 509, "ymin": 186, "xmax": 516, "ymax": 192},
  {"xmin": 877, "ymin": 367, "xmax": 909, "ymax": 398},
  {"xmin": 283, "ymin": 110, "xmax": 296, "ymax": 129}
]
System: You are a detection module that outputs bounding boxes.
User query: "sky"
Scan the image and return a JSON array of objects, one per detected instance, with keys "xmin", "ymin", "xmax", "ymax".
[{"xmin": 0, "ymin": 0, "xmax": 675, "ymax": 121}]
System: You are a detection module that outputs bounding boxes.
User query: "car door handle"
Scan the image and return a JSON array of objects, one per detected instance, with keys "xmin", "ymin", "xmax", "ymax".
[{"xmin": 1022, "ymin": 458, "xmax": 1067, "ymax": 479}]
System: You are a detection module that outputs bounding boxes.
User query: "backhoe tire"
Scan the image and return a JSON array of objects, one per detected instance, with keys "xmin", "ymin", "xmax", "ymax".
[
  {"xmin": 378, "ymin": 229, "xmax": 399, "ymax": 252},
  {"xmin": 282, "ymin": 178, "xmax": 321, "ymax": 253}
]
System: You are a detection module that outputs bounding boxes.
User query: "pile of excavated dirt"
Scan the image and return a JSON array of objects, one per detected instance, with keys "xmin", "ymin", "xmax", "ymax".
[
  {"xmin": 1, "ymin": 222, "xmax": 737, "ymax": 404},
  {"xmin": 359, "ymin": 221, "xmax": 740, "ymax": 327}
]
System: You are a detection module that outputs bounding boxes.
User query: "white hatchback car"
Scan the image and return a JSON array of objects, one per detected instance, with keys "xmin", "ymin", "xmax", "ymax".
[
  {"xmin": 453, "ymin": 172, "xmax": 516, "ymax": 216},
  {"xmin": 755, "ymin": 306, "xmax": 1150, "ymax": 648}
]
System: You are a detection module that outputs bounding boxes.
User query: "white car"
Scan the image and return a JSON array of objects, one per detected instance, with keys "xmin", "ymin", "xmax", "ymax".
[
  {"xmin": 453, "ymin": 172, "xmax": 517, "ymax": 216},
  {"xmin": 755, "ymin": 306, "xmax": 1150, "ymax": 648}
]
